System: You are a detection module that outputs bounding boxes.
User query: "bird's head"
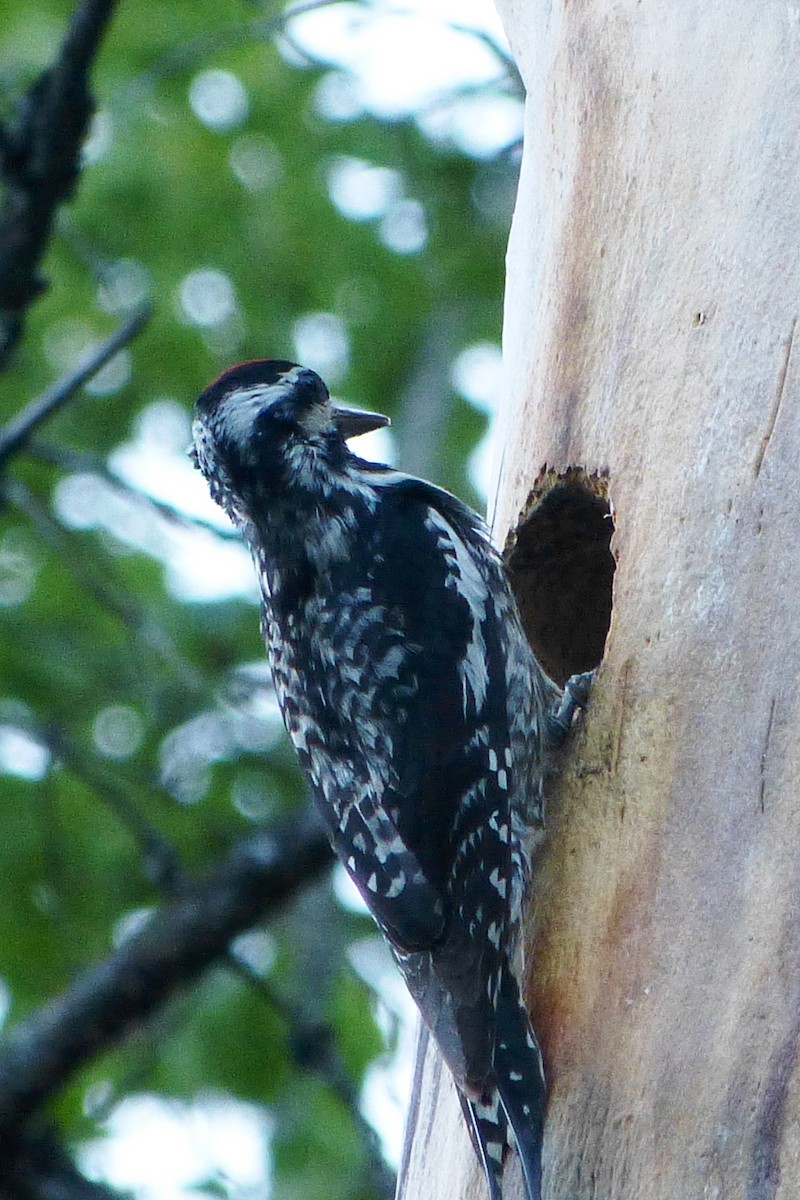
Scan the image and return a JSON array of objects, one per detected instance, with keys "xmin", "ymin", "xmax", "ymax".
[{"xmin": 191, "ymin": 359, "xmax": 389, "ymax": 521}]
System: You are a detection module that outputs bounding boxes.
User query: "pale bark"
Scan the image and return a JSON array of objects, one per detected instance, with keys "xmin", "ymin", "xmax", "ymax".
[{"xmin": 399, "ymin": 3, "xmax": 800, "ymax": 1198}]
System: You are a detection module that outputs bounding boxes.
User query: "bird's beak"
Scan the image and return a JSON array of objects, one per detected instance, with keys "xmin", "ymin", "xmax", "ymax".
[{"xmin": 331, "ymin": 404, "xmax": 390, "ymax": 439}]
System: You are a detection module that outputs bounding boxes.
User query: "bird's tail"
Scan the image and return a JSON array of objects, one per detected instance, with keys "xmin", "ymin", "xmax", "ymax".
[
  {"xmin": 458, "ymin": 965, "xmax": 546, "ymax": 1200},
  {"xmin": 493, "ymin": 966, "xmax": 546, "ymax": 1200},
  {"xmin": 458, "ymin": 1089, "xmax": 505, "ymax": 1200}
]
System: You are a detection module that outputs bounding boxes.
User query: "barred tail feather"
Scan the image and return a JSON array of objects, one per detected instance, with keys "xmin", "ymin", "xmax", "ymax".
[
  {"xmin": 458, "ymin": 1090, "xmax": 506, "ymax": 1200},
  {"xmin": 493, "ymin": 968, "xmax": 546, "ymax": 1200}
]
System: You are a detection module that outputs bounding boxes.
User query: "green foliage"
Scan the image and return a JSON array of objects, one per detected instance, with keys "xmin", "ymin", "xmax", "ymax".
[
  {"xmin": 0, "ymin": 0, "xmax": 519, "ymax": 1195},
  {"xmin": 331, "ymin": 968, "xmax": 384, "ymax": 1082}
]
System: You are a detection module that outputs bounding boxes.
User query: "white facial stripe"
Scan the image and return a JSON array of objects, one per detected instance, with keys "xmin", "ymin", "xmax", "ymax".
[
  {"xmin": 217, "ymin": 384, "xmax": 276, "ymax": 448},
  {"xmin": 217, "ymin": 368, "xmax": 330, "ymax": 447}
]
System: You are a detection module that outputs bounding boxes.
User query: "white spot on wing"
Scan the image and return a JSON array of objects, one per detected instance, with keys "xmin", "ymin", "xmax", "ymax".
[
  {"xmin": 384, "ymin": 870, "xmax": 406, "ymax": 899},
  {"xmin": 423, "ymin": 508, "xmax": 490, "ymax": 712},
  {"xmin": 488, "ymin": 867, "xmax": 507, "ymax": 898}
]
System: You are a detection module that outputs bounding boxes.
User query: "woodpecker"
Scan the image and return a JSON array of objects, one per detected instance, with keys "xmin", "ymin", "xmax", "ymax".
[{"xmin": 192, "ymin": 359, "xmax": 589, "ymax": 1200}]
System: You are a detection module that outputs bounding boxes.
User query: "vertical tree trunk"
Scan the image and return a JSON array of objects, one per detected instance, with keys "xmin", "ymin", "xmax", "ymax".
[{"xmin": 399, "ymin": 3, "xmax": 800, "ymax": 1198}]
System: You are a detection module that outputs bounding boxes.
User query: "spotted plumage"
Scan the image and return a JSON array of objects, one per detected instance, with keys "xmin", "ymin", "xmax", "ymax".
[{"xmin": 192, "ymin": 359, "xmax": 588, "ymax": 1200}]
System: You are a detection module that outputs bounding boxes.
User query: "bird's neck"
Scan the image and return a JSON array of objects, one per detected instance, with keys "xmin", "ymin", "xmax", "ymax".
[{"xmin": 245, "ymin": 474, "xmax": 377, "ymax": 613}]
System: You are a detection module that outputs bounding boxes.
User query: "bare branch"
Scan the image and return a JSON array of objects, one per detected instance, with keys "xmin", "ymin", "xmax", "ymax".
[
  {"xmin": 1, "ymin": 1126, "xmax": 126, "ymax": 1200},
  {"xmin": 0, "ymin": 0, "xmax": 121, "ymax": 366},
  {"xmin": 0, "ymin": 303, "xmax": 151, "ymax": 471},
  {"xmin": 0, "ymin": 817, "xmax": 333, "ymax": 1139},
  {"xmin": 6, "ymin": 710, "xmax": 390, "ymax": 1195}
]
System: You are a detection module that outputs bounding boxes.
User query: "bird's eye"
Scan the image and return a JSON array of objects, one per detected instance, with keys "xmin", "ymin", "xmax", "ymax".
[
  {"xmin": 253, "ymin": 404, "xmax": 302, "ymax": 445},
  {"xmin": 258, "ymin": 402, "xmax": 288, "ymax": 428}
]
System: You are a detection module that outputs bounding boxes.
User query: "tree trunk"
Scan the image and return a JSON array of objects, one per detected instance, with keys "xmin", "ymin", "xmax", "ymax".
[{"xmin": 398, "ymin": 3, "xmax": 800, "ymax": 1198}]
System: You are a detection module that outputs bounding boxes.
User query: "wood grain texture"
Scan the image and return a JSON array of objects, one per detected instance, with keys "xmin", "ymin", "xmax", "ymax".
[{"xmin": 400, "ymin": 3, "xmax": 800, "ymax": 1197}]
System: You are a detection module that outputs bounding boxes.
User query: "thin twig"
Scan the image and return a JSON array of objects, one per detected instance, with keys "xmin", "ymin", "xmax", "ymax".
[
  {"xmin": 5, "ymin": 478, "xmax": 207, "ymax": 697},
  {"xmin": 446, "ymin": 19, "xmax": 519, "ymax": 74},
  {"xmin": 43, "ymin": 723, "xmax": 183, "ymax": 893},
  {"xmin": 28, "ymin": 439, "xmax": 239, "ymax": 540},
  {"xmin": 227, "ymin": 952, "xmax": 396, "ymax": 1197},
  {"xmin": 129, "ymin": 0, "xmax": 351, "ymax": 88},
  {"xmin": 0, "ymin": 302, "xmax": 151, "ymax": 470}
]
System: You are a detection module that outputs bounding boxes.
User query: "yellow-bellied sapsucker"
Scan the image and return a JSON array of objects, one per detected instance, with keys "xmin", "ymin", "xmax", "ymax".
[{"xmin": 192, "ymin": 359, "xmax": 589, "ymax": 1200}]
